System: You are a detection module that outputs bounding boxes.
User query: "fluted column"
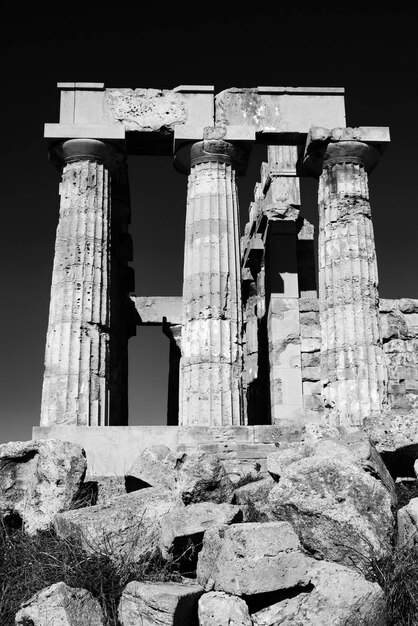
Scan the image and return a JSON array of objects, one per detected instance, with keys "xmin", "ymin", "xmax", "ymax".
[
  {"xmin": 304, "ymin": 129, "xmax": 388, "ymax": 425},
  {"xmin": 40, "ymin": 138, "xmax": 126, "ymax": 426},
  {"xmin": 179, "ymin": 137, "xmax": 245, "ymax": 426}
]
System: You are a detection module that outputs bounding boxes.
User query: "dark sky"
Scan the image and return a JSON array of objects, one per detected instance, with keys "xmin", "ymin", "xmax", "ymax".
[{"xmin": 1, "ymin": 5, "xmax": 417, "ymax": 444}]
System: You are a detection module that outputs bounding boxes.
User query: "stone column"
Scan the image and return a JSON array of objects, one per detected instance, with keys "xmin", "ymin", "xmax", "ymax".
[
  {"xmin": 40, "ymin": 138, "xmax": 126, "ymax": 427},
  {"xmin": 304, "ymin": 128, "xmax": 388, "ymax": 426},
  {"xmin": 179, "ymin": 137, "xmax": 245, "ymax": 426}
]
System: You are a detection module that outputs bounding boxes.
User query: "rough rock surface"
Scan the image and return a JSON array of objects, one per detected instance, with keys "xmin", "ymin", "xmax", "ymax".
[
  {"xmin": 15, "ymin": 582, "xmax": 105, "ymax": 625},
  {"xmin": 106, "ymin": 88, "xmax": 187, "ymax": 132},
  {"xmin": 268, "ymin": 426, "xmax": 396, "ymax": 502},
  {"xmin": 268, "ymin": 438, "xmax": 394, "ymax": 574},
  {"xmin": 54, "ymin": 488, "xmax": 177, "ymax": 563},
  {"xmin": 198, "ymin": 591, "xmax": 252, "ymax": 626},
  {"xmin": 176, "ymin": 450, "xmax": 235, "ymax": 504},
  {"xmin": 232, "ymin": 477, "xmax": 275, "ymax": 521},
  {"xmin": 126, "ymin": 445, "xmax": 178, "ymax": 491},
  {"xmin": 196, "ymin": 522, "xmax": 313, "ymax": 595},
  {"xmin": 397, "ymin": 497, "xmax": 418, "ymax": 547},
  {"xmin": 118, "ymin": 580, "xmax": 203, "ymax": 626},
  {"xmin": 160, "ymin": 501, "xmax": 242, "ymax": 558},
  {"xmin": 127, "ymin": 446, "xmax": 235, "ymax": 505},
  {"xmin": 0, "ymin": 439, "xmax": 86, "ymax": 534},
  {"xmin": 251, "ymin": 560, "xmax": 385, "ymax": 626},
  {"xmin": 365, "ymin": 409, "xmax": 418, "ymax": 453}
]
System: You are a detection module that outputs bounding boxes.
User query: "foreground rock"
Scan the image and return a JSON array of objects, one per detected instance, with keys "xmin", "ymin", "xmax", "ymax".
[
  {"xmin": 118, "ymin": 580, "xmax": 203, "ymax": 626},
  {"xmin": 397, "ymin": 497, "xmax": 418, "ymax": 547},
  {"xmin": 232, "ymin": 477, "xmax": 275, "ymax": 522},
  {"xmin": 15, "ymin": 582, "xmax": 104, "ymax": 625},
  {"xmin": 197, "ymin": 522, "xmax": 312, "ymax": 595},
  {"xmin": 198, "ymin": 591, "xmax": 252, "ymax": 626},
  {"xmin": 126, "ymin": 445, "xmax": 178, "ymax": 491},
  {"xmin": 365, "ymin": 409, "xmax": 418, "ymax": 456},
  {"xmin": 127, "ymin": 446, "xmax": 235, "ymax": 505},
  {"xmin": 267, "ymin": 438, "xmax": 394, "ymax": 574},
  {"xmin": 268, "ymin": 428, "xmax": 396, "ymax": 502},
  {"xmin": 160, "ymin": 501, "xmax": 242, "ymax": 560},
  {"xmin": 0, "ymin": 439, "xmax": 86, "ymax": 534},
  {"xmin": 251, "ymin": 560, "xmax": 385, "ymax": 626},
  {"xmin": 54, "ymin": 489, "xmax": 242, "ymax": 566},
  {"xmin": 54, "ymin": 489, "xmax": 177, "ymax": 563}
]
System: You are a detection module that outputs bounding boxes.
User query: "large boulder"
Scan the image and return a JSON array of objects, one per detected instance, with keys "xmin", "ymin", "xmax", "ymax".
[
  {"xmin": 267, "ymin": 430, "xmax": 396, "ymax": 503},
  {"xmin": 127, "ymin": 446, "xmax": 235, "ymax": 505},
  {"xmin": 198, "ymin": 591, "xmax": 252, "ymax": 626},
  {"xmin": 267, "ymin": 439, "xmax": 394, "ymax": 575},
  {"xmin": 126, "ymin": 445, "xmax": 178, "ymax": 491},
  {"xmin": 196, "ymin": 522, "xmax": 313, "ymax": 595},
  {"xmin": 54, "ymin": 488, "xmax": 178, "ymax": 563},
  {"xmin": 54, "ymin": 490, "xmax": 241, "ymax": 567},
  {"xmin": 0, "ymin": 439, "xmax": 86, "ymax": 534},
  {"xmin": 15, "ymin": 582, "xmax": 105, "ymax": 625},
  {"xmin": 397, "ymin": 497, "xmax": 418, "ymax": 548},
  {"xmin": 232, "ymin": 477, "xmax": 275, "ymax": 522},
  {"xmin": 118, "ymin": 580, "xmax": 203, "ymax": 626},
  {"xmin": 160, "ymin": 501, "xmax": 243, "ymax": 560},
  {"xmin": 251, "ymin": 560, "xmax": 385, "ymax": 625}
]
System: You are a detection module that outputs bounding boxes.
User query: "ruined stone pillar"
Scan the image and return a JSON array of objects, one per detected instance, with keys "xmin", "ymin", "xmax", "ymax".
[
  {"xmin": 179, "ymin": 137, "xmax": 245, "ymax": 426},
  {"xmin": 304, "ymin": 128, "xmax": 388, "ymax": 425},
  {"xmin": 40, "ymin": 138, "xmax": 127, "ymax": 426}
]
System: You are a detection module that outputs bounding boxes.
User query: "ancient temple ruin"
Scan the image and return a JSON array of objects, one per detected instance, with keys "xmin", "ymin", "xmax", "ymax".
[{"xmin": 34, "ymin": 82, "xmax": 413, "ymax": 476}]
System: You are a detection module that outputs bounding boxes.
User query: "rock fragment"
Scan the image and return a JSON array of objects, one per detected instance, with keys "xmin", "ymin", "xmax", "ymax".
[
  {"xmin": 0, "ymin": 439, "xmax": 86, "ymax": 534},
  {"xmin": 15, "ymin": 582, "xmax": 105, "ymax": 625}
]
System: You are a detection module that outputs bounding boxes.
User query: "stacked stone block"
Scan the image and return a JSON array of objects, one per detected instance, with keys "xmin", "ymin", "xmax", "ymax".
[
  {"xmin": 299, "ymin": 296, "xmax": 323, "ymax": 413},
  {"xmin": 380, "ymin": 299, "xmax": 418, "ymax": 411}
]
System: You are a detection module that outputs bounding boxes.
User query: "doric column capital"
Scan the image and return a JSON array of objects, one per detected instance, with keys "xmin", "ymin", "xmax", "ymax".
[
  {"xmin": 302, "ymin": 126, "xmax": 390, "ymax": 177},
  {"xmin": 50, "ymin": 138, "xmax": 125, "ymax": 173},
  {"xmin": 174, "ymin": 126, "xmax": 250, "ymax": 175}
]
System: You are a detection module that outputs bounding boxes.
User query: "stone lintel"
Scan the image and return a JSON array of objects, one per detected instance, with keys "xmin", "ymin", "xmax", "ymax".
[
  {"xmin": 47, "ymin": 83, "xmax": 349, "ymax": 158},
  {"xmin": 131, "ymin": 296, "xmax": 182, "ymax": 326},
  {"xmin": 215, "ymin": 88, "xmax": 346, "ymax": 137},
  {"xmin": 257, "ymin": 86, "xmax": 345, "ymax": 95},
  {"xmin": 173, "ymin": 85, "xmax": 215, "ymax": 93},
  {"xmin": 57, "ymin": 82, "xmax": 105, "ymax": 89},
  {"xmin": 45, "ymin": 123, "xmax": 125, "ymax": 141}
]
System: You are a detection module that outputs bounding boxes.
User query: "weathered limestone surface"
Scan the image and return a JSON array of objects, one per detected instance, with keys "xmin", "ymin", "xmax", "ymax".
[
  {"xmin": 232, "ymin": 476, "xmax": 275, "ymax": 521},
  {"xmin": 397, "ymin": 497, "xmax": 418, "ymax": 548},
  {"xmin": 198, "ymin": 591, "xmax": 252, "ymax": 626},
  {"xmin": 15, "ymin": 582, "xmax": 105, "ymax": 626},
  {"xmin": 251, "ymin": 560, "xmax": 385, "ymax": 626},
  {"xmin": 379, "ymin": 298, "xmax": 418, "ymax": 412},
  {"xmin": 304, "ymin": 127, "xmax": 389, "ymax": 426},
  {"xmin": 0, "ymin": 439, "xmax": 86, "ymax": 534},
  {"xmin": 107, "ymin": 88, "xmax": 187, "ymax": 132},
  {"xmin": 127, "ymin": 446, "xmax": 235, "ymax": 505},
  {"xmin": 365, "ymin": 410, "xmax": 418, "ymax": 455},
  {"xmin": 40, "ymin": 138, "xmax": 128, "ymax": 427},
  {"xmin": 196, "ymin": 522, "xmax": 313, "ymax": 595},
  {"xmin": 267, "ymin": 437, "xmax": 394, "ymax": 574},
  {"xmin": 118, "ymin": 581, "xmax": 203, "ymax": 626},
  {"xmin": 127, "ymin": 445, "xmax": 179, "ymax": 491},
  {"xmin": 180, "ymin": 136, "xmax": 244, "ymax": 427},
  {"xmin": 215, "ymin": 87, "xmax": 346, "ymax": 136},
  {"xmin": 54, "ymin": 489, "xmax": 178, "ymax": 562},
  {"xmin": 131, "ymin": 296, "xmax": 182, "ymax": 325},
  {"xmin": 160, "ymin": 501, "xmax": 243, "ymax": 558}
]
